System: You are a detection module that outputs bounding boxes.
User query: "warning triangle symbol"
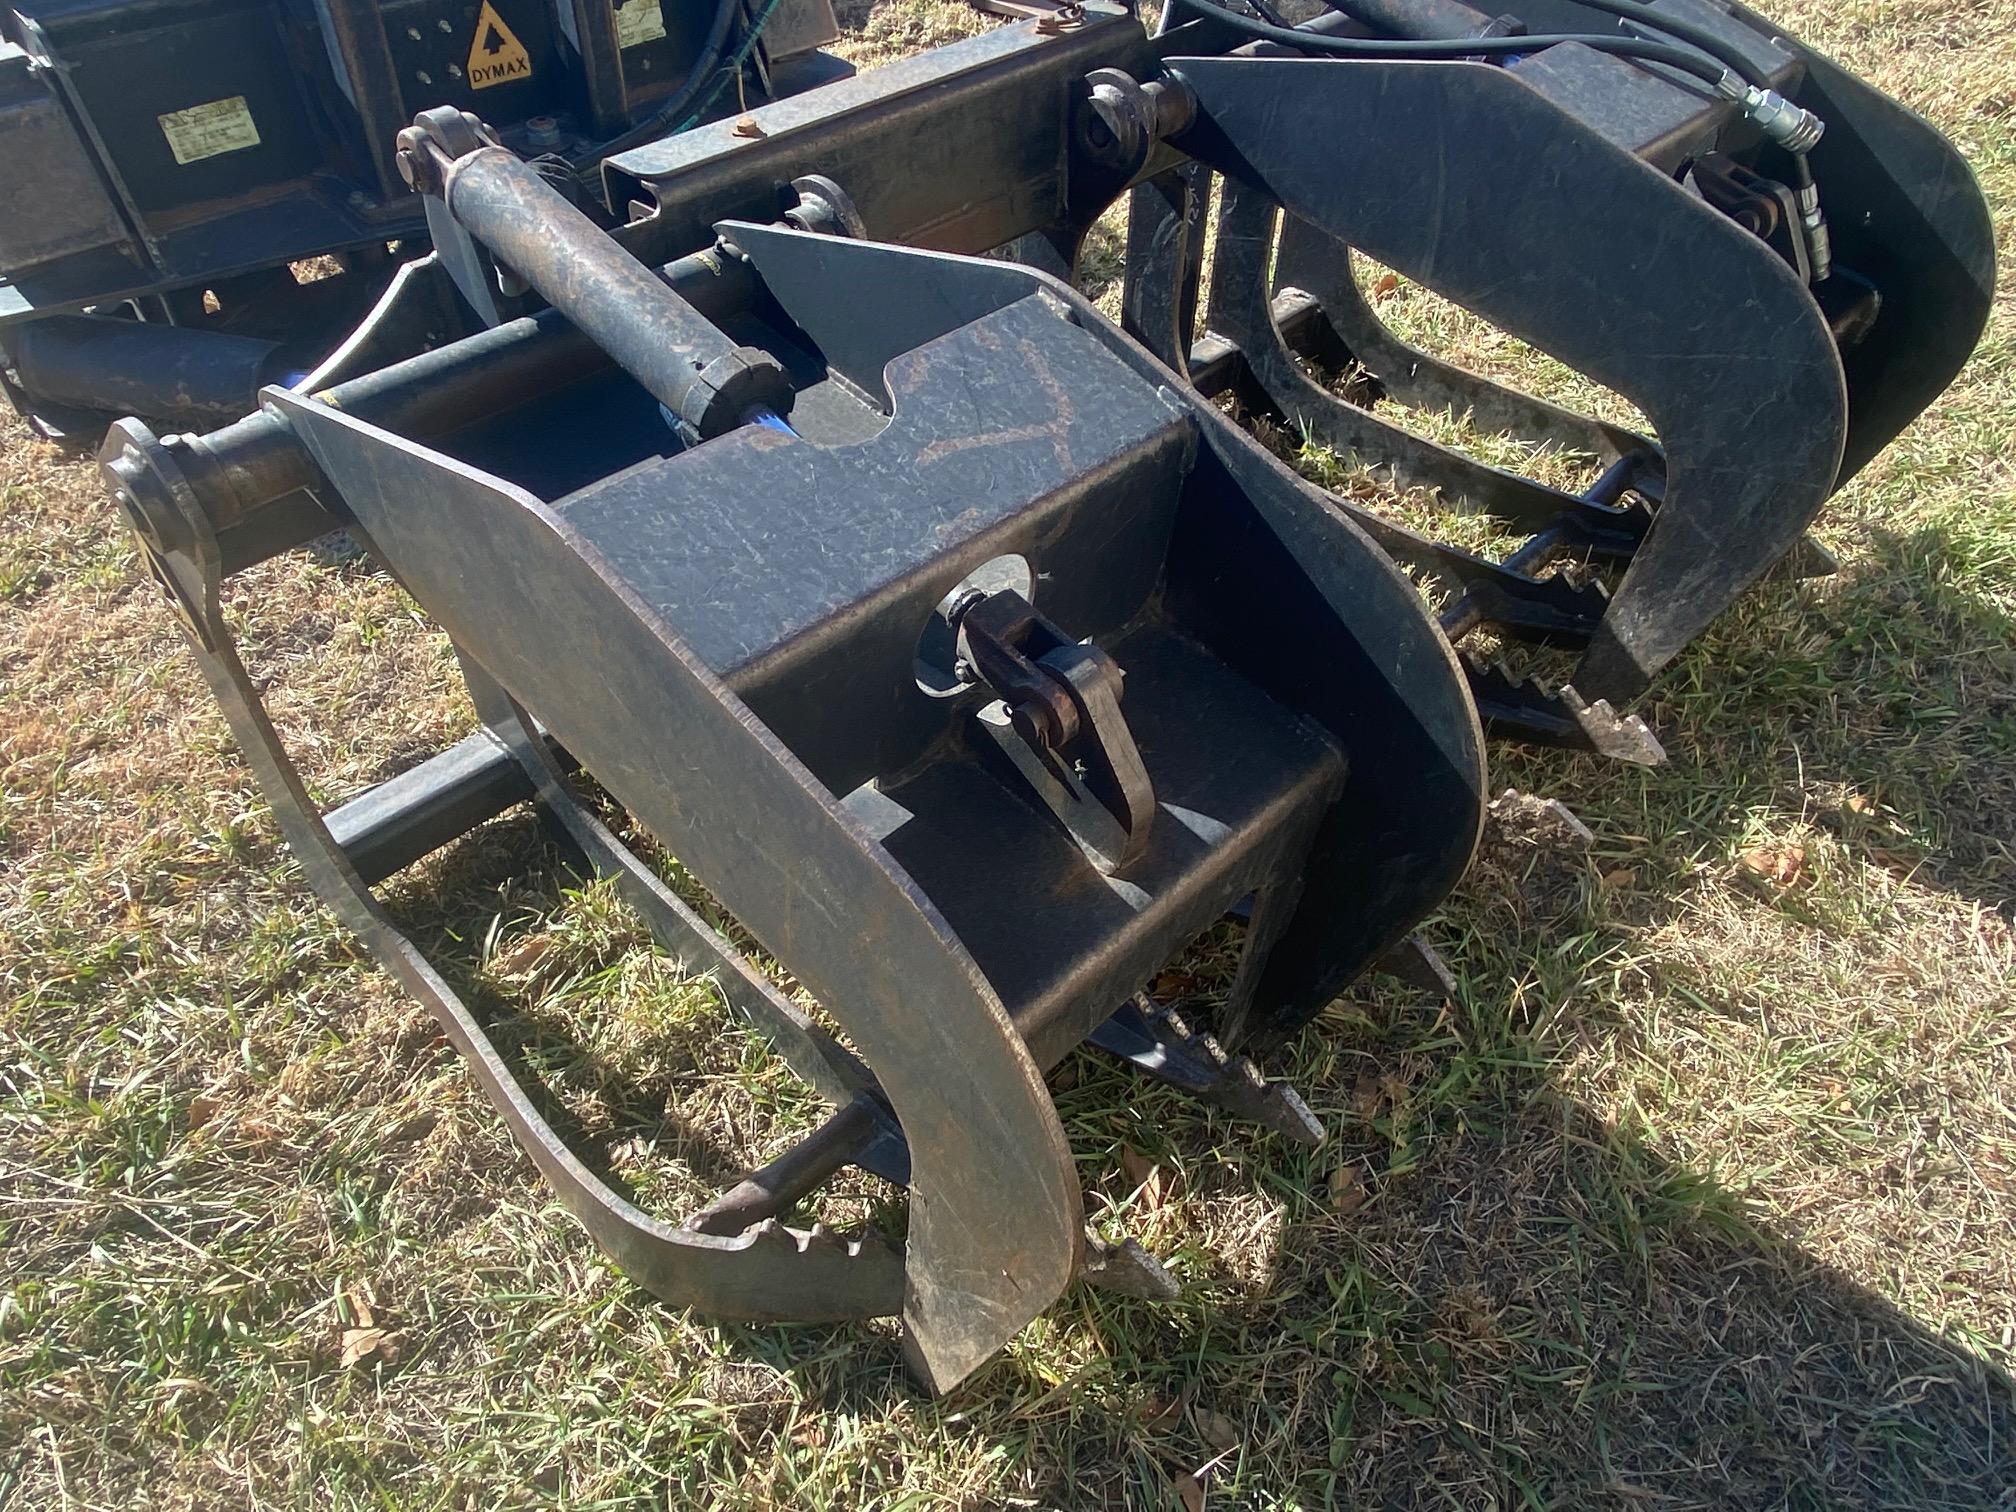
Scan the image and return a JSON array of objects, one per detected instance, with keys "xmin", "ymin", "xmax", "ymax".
[{"xmin": 466, "ymin": 1, "xmax": 532, "ymax": 89}]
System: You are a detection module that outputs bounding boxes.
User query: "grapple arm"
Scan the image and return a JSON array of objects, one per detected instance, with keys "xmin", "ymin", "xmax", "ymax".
[
  {"xmin": 1131, "ymin": 0, "xmax": 1990, "ymax": 715},
  {"xmin": 105, "ymin": 99, "xmax": 1484, "ymax": 1390}
]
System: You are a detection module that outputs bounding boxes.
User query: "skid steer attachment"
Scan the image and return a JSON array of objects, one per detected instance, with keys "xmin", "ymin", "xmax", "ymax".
[
  {"xmin": 1118, "ymin": 0, "xmax": 1993, "ymax": 749},
  {"xmin": 103, "ymin": 106, "xmax": 1484, "ymax": 1391},
  {"xmin": 100, "ymin": 0, "xmax": 1986, "ymax": 1391}
]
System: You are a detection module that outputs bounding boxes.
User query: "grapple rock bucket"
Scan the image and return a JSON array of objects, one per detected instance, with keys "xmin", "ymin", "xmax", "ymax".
[
  {"xmin": 1122, "ymin": 0, "xmax": 1993, "ymax": 753},
  {"xmin": 103, "ymin": 117, "xmax": 1484, "ymax": 1391}
]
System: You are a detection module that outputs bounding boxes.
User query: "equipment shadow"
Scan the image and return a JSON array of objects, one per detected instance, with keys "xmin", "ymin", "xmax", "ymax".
[
  {"xmin": 729, "ymin": 516, "xmax": 2013, "ymax": 1503},
  {"xmin": 369, "ymin": 517, "xmax": 2011, "ymax": 1505}
]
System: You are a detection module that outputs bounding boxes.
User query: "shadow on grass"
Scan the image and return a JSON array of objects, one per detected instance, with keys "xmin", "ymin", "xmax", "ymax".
[
  {"xmin": 375, "ymin": 812, "xmax": 774, "ymax": 1203},
  {"xmin": 1627, "ymin": 522, "xmax": 2015, "ymax": 910},
  {"xmin": 291, "ymin": 517, "xmax": 2012, "ymax": 1506}
]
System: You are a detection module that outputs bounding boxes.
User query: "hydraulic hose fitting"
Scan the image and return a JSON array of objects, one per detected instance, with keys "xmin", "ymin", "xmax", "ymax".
[
  {"xmin": 1795, "ymin": 178, "xmax": 1833, "ymax": 283},
  {"xmin": 1715, "ymin": 71, "xmax": 1825, "ymax": 152}
]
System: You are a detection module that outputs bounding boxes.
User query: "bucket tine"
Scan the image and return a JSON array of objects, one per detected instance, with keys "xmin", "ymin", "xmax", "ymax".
[
  {"xmin": 1174, "ymin": 53, "xmax": 1845, "ymax": 707},
  {"xmin": 1089, "ymin": 998, "xmax": 1325, "ymax": 1147},
  {"xmin": 684, "ymin": 1095, "xmax": 899, "ymax": 1238},
  {"xmin": 1270, "ymin": 214, "xmax": 1643, "ymax": 467},
  {"xmin": 1142, "ymin": 0, "xmax": 1987, "ymax": 717},
  {"xmin": 1080, "ymin": 1236, "xmax": 1182, "ymax": 1300}
]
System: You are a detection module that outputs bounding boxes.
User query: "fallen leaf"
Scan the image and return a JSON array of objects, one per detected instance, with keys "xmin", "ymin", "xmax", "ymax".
[
  {"xmin": 1329, "ymin": 1165, "xmax": 1367, "ymax": 1215},
  {"xmin": 491, "ymin": 934, "xmax": 556, "ymax": 978},
  {"xmin": 186, "ymin": 1093, "xmax": 221, "ymax": 1130},
  {"xmin": 1598, "ymin": 866, "xmax": 1639, "ymax": 891},
  {"xmin": 1142, "ymin": 1381, "xmax": 1194, "ymax": 1430},
  {"xmin": 1121, "ymin": 1147, "xmax": 1175, "ymax": 1210},
  {"xmin": 1371, "ymin": 271, "xmax": 1401, "ymax": 297},
  {"xmin": 339, "ymin": 1327, "xmax": 403, "ymax": 1367},
  {"xmin": 387, "ymin": 1112, "xmax": 437, "ymax": 1145},
  {"xmin": 1871, "ymin": 848, "xmax": 1919, "ymax": 881},
  {"xmin": 1349, "ymin": 1074, "xmax": 1386, "ymax": 1120},
  {"xmin": 342, "ymin": 1289, "xmax": 376, "ymax": 1329},
  {"xmin": 1845, "ymin": 793, "xmax": 1873, "ymax": 815},
  {"xmin": 1174, "ymin": 1470, "xmax": 1207, "ymax": 1512},
  {"xmin": 1195, "ymin": 1406, "xmax": 1240, "ymax": 1451},
  {"xmin": 1738, "ymin": 844, "xmax": 1808, "ymax": 888}
]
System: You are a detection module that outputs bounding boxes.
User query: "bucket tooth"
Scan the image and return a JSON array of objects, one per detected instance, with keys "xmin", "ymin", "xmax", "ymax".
[
  {"xmin": 1463, "ymin": 653, "xmax": 1666, "ymax": 766},
  {"xmin": 1784, "ymin": 534, "xmax": 1842, "ymax": 581},
  {"xmin": 1089, "ymin": 998, "xmax": 1325, "ymax": 1147},
  {"xmin": 1374, "ymin": 934, "xmax": 1457, "ymax": 999},
  {"xmin": 1440, "ymin": 564, "xmax": 1610, "ymax": 649},
  {"xmin": 1554, "ymin": 684, "xmax": 1666, "ymax": 768},
  {"xmin": 1080, "ymin": 1233, "xmax": 1181, "ymax": 1300}
]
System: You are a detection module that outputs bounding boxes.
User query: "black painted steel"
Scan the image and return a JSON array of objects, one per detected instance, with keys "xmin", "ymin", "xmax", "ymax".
[
  {"xmin": 11, "ymin": 315, "xmax": 289, "ymax": 430},
  {"xmin": 422, "ymin": 121, "xmax": 794, "ymax": 436},
  {"xmin": 1134, "ymin": 3, "xmax": 1989, "ymax": 720},
  {"xmin": 101, "ymin": 415, "xmax": 911, "ymax": 1330},
  {"xmin": 602, "ymin": 5, "xmax": 1160, "ymax": 266},
  {"xmin": 95, "ymin": 0, "xmax": 1991, "ymax": 1397},
  {"xmin": 1170, "ymin": 52, "xmax": 1848, "ymax": 704},
  {"xmin": 104, "ymin": 192, "xmax": 1485, "ymax": 1390},
  {"xmin": 0, "ymin": 0, "xmax": 847, "ymax": 437}
]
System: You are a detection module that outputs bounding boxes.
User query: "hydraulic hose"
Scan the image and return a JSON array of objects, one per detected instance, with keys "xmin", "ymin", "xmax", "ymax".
[
  {"xmin": 569, "ymin": 0, "xmax": 743, "ymax": 167},
  {"xmin": 1167, "ymin": 0, "xmax": 1737, "ymax": 87},
  {"xmin": 1554, "ymin": 0, "xmax": 1775, "ymax": 87},
  {"xmin": 664, "ymin": 0, "xmax": 792, "ymax": 132},
  {"xmin": 1555, "ymin": 0, "xmax": 1832, "ymax": 279}
]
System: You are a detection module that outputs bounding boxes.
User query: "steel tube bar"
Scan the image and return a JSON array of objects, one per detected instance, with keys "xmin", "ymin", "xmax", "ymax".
[
  {"xmin": 12, "ymin": 315, "xmax": 286, "ymax": 430},
  {"xmin": 174, "ymin": 248, "xmax": 759, "ymax": 567},
  {"xmin": 684, "ymin": 1094, "xmax": 883, "ymax": 1237},
  {"xmin": 438, "ymin": 145, "xmax": 789, "ymax": 435},
  {"xmin": 180, "ymin": 280, "xmax": 1316, "ymax": 573}
]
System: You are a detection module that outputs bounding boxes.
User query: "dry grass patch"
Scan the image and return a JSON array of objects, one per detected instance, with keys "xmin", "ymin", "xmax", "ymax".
[{"xmin": 4, "ymin": 0, "xmax": 2016, "ymax": 1505}]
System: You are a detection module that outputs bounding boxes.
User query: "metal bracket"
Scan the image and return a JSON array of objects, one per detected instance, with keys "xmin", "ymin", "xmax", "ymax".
[
  {"xmin": 953, "ymin": 587, "xmax": 1155, "ymax": 874},
  {"xmin": 783, "ymin": 174, "xmax": 868, "ymax": 238},
  {"xmin": 1462, "ymin": 653, "xmax": 1665, "ymax": 765}
]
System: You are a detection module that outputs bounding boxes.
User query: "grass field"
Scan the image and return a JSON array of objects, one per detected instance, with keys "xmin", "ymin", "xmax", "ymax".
[{"xmin": 3, "ymin": 0, "xmax": 2013, "ymax": 1505}]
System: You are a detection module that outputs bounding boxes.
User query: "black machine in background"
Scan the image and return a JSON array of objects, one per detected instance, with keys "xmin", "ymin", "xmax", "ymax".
[{"xmin": 0, "ymin": 0, "xmax": 847, "ymax": 437}]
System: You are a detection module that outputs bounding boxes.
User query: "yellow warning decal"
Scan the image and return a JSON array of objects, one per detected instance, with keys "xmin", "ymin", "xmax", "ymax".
[{"xmin": 467, "ymin": 1, "xmax": 532, "ymax": 89}]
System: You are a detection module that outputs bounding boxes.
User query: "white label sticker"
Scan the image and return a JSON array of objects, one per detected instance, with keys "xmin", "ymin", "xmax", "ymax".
[
  {"xmin": 158, "ymin": 96, "xmax": 261, "ymax": 166},
  {"xmin": 613, "ymin": 0, "xmax": 666, "ymax": 47}
]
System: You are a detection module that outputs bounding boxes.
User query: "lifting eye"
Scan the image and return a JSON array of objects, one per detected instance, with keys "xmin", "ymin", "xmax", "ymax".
[{"xmin": 912, "ymin": 553, "xmax": 1034, "ymax": 698}]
